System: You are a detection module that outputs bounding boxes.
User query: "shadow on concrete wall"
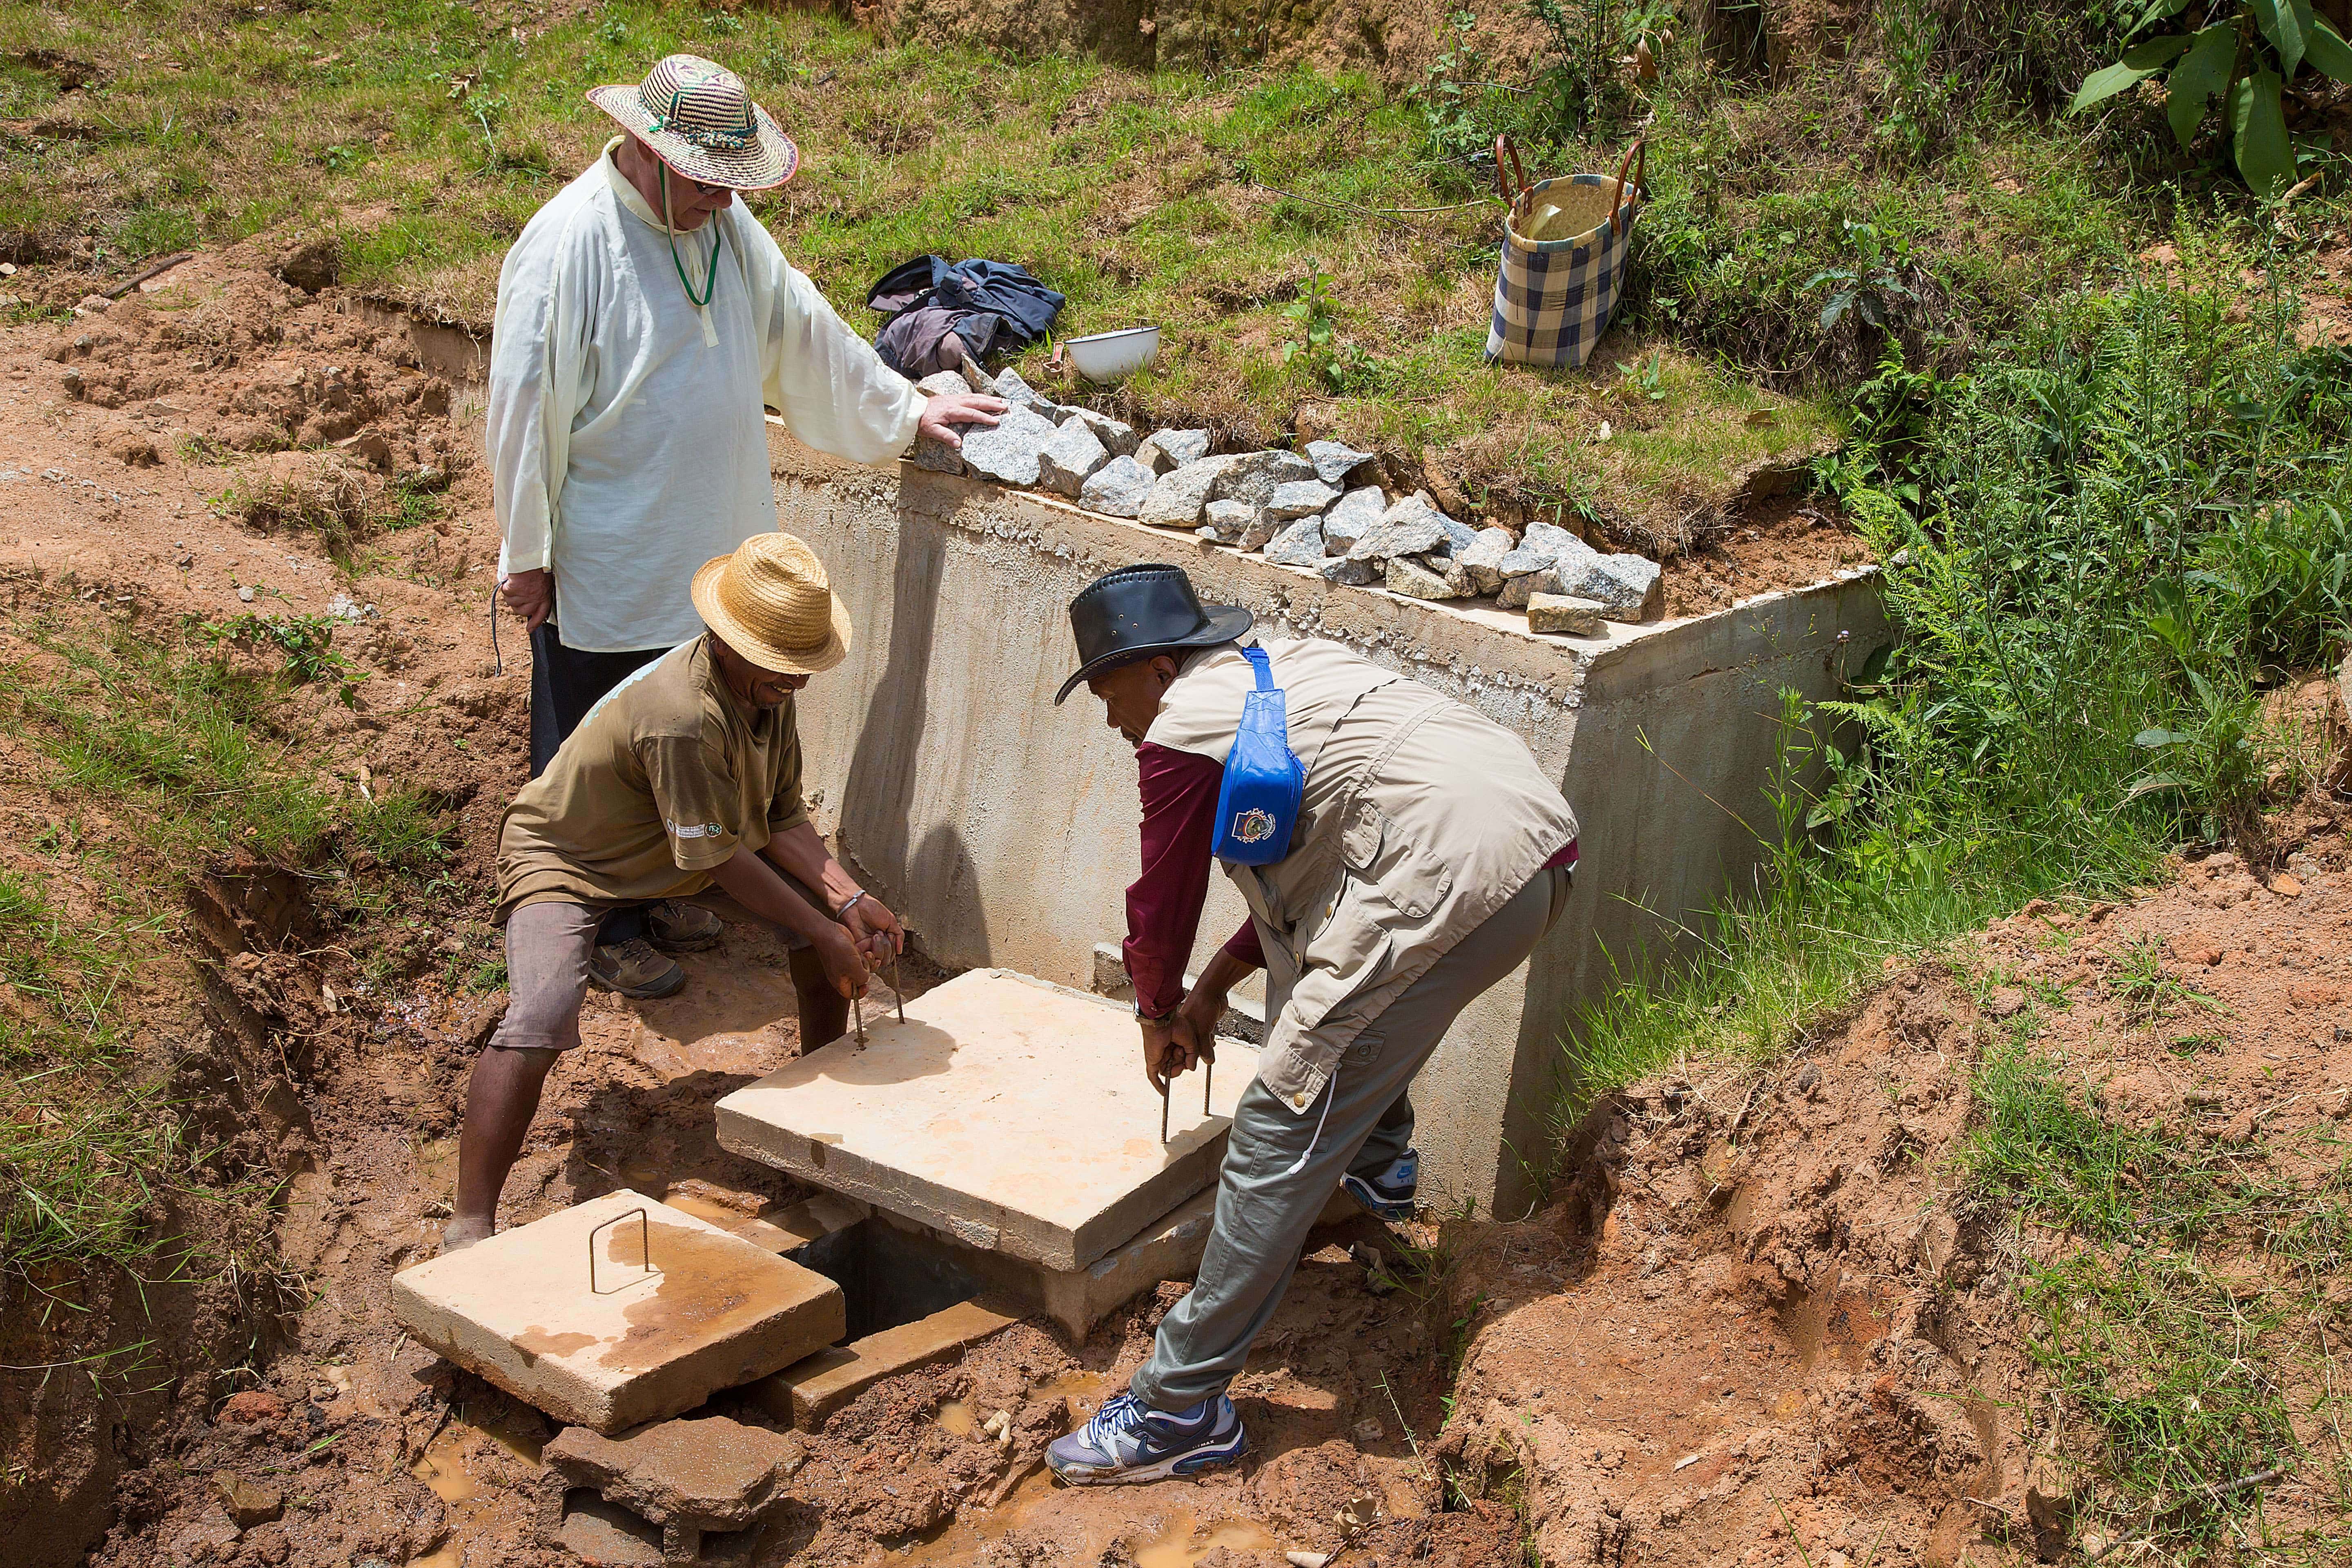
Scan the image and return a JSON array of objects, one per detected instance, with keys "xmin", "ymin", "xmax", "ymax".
[{"xmin": 835, "ymin": 500, "xmax": 994, "ymax": 972}]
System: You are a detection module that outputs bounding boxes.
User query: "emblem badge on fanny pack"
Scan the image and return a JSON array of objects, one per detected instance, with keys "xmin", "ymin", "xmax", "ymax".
[{"xmin": 1230, "ymin": 807, "xmax": 1277, "ymax": 845}]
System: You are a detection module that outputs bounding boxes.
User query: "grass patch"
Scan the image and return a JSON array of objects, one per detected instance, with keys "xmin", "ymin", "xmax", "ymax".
[
  {"xmin": 0, "ymin": 612, "xmax": 448, "ymax": 1286},
  {"xmin": 0, "ymin": 0, "xmax": 2237, "ymax": 532}
]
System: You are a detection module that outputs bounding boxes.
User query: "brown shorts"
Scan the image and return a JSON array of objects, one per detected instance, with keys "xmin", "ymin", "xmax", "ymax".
[{"xmin": 491, "ymin": 873, "xmax": 830, "ymax": 1053}]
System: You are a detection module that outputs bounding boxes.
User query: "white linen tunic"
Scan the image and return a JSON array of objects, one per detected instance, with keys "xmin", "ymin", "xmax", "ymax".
[{"xmin": 488, "ymin": 138, "xmax": 924, "ymax": 652}]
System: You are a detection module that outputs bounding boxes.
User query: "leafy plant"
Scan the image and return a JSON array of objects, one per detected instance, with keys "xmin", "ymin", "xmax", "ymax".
[
  {"xmin": 1280, "ymin": 263, "xmax": 1390, "ymax": 393},
  {"xmin": 1614, "ymin": 350, "xmax": 1667, "ymax": 401},
  {"xmin": 199, "ymin": 612, "xmax": 369, "ymax": 704},
  {"xmin": 1802, "ymin": 220, "xmax": 1917, "ymax": 332},
  {"xmin": 2071, "ymin": 0, "xmax": 2352, "ymax": 197}
]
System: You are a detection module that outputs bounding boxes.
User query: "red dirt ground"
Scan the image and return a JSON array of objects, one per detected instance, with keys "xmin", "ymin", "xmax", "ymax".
[{"xmin": 4, "ymin": 250, "xmax": 2345, "ymax": 1567}]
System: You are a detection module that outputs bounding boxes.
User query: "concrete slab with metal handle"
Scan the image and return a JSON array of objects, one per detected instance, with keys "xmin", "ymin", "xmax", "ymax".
[
  {"xmin": 388, "ymin": 1189, "xmax": 846, "ymax": 1434},
  {"xmin": 713, "ymin": 969, "xmax": 1256, "ymax": 1271}
]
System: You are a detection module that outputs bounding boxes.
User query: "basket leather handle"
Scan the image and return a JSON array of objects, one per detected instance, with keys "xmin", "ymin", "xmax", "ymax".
[
  {"xmin": 1494, "ymin": 134, "xmax": 1530, "ymax": 209},
  {"xmin": 1612, "ymin": 138, "xmax": 1646, "ymax": 224}
]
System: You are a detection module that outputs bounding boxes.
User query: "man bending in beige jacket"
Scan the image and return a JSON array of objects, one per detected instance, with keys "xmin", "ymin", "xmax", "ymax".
[{"xmin": 1045, "ymin": 564, "xmax": 1581, "ymax": 1485}]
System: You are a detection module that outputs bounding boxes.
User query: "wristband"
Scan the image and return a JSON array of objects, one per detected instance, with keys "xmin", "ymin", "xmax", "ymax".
[
  {"xmin": 836, "ymin": 890, "xmax": 868, "ymax": 922},
  {"xmin": 1135, "ymin": 1002, "xmax": 1178, "ymax": 1024}
]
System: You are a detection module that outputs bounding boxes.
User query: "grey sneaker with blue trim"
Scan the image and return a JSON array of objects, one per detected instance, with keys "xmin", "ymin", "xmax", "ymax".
[
  {"xmin": 1341, "ymin": 1148, "xmax": 1419, "ymax": 1221},
  {"xmin": 1045, "ymin": 1390, "xmax": 1246, "ymax": 1485}
]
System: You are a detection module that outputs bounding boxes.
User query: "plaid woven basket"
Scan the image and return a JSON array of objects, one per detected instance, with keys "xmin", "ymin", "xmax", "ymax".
[{"xmin": 1486, "ymin": 138, "xmax": 1645, "ymax": 369}]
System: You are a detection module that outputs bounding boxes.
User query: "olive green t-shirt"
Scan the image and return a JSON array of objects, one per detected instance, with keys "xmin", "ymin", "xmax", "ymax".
[{"xmin": 495, "ymin": 635, "xmax": 808, "ymax": 922}]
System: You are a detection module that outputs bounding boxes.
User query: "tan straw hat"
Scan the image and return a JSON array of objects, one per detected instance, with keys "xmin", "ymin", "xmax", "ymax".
[
  {"xmin": 690, "ymin": 532, "xmax": 853, "ymax": 675},
  {"xmin": 586, "ymin": 54, "xmax": 797, "ymax": 190}
]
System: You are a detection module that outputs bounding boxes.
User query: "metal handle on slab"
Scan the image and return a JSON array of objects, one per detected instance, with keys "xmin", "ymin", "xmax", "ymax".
[{"xmin": 588, "ymin": 1207, "xmax": 659, "ymax": 1295}]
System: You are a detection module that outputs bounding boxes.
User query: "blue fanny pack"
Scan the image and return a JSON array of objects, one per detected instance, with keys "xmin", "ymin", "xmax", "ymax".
[{"xmin": 1210, "ymin": 646, "xmax": 1305, "ymax": 866}]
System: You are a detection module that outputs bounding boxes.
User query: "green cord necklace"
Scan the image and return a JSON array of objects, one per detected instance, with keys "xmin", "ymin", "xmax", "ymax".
[{"xmin": 659, "ymin": 163, "xmax": 721, "ymax": 309}]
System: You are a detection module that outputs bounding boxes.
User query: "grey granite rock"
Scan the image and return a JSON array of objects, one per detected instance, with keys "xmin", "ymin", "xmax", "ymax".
[
  {"xmin": 910, "ymin": 433, "xmax": 965, "ymax": 475},
  {"xmin": 957, "ymin": 402, "xmax": 1060, "ymax": 487},
  {"xmin": 1199, "ymin": 498, "xmax": 1258, "ymax": 543},
  {"xmin": 1459, "ymin": 528, "xmax": 1515, "ymax": 595},
  {"xmin": 915, "ymin": 371, "xmax": 971, "ymax": 398},
  {"xmin": 1428, "ymin": 550, "xmax": 1473, "ymax": 596},
  {"xmin": 1321, "ymin": 486, "xmax": 1388, "ymax": 554},
  {"xmin": 1551, "ymin": 545, "xmax": 1664, "ymax": 621},
  {"xmin": 1385, "ymin": 555, "xmax": 1465, "ymax": 600},
  {"xmin": 1526, "ymin": 593, "xmax": 1606, "ymax": 635},
  {"xmin": 1348, "ymin": 494, "xmax": 1451, "ymax": 561},
  {"xmin": 1080, "ymin": 454, "xmax": 1156, "ymax": 517},
  {"xmin": 1211, "ymin": 449, "xmax": 1318, "ymax": 510},
  {"xmin": 1433, "ymin": 506, "xmax": 1479, "ymax": 555},
  {"xmin": 1303, "ymin": 439, "xmax": 1376, "ymax": 486},
  {"xmin": 1063, "ymin": 407, "xmax": 1139, "ymax": 457},
  {"xmin": 1319, "ymin": 555, "xmax": 1381, "ymax": 586},
  {"xmin": 1138, "ymin": 455, "xmax": 1241, "ymax": 527},
  {"xmin": 1139, "ymin": 428, "xmax": 1210, "ymax": 469},
  {"xmin": 1263, "ymin": 517, "xmax": 1326, "ymax": 566},
  {"xmin": 992, "ymin": 368, "xmax": 1053, "ymax": 413},
  {"xmin": 1036, "ymin": 419, "xmax": 1110, "ymax": 497},
  {"xmin": 1497, "ymin": 564, "xmax": 1561, "ymax": 610},
  {"xmin": 1267, "ymin": 479, "xmax": 1340, "ymax": 520}
]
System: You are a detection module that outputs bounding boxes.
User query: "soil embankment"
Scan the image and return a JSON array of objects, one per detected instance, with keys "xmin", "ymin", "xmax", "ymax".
[{"xmin": 4, "ymin": 248, "xmax": 2346, "ymax": 1564}]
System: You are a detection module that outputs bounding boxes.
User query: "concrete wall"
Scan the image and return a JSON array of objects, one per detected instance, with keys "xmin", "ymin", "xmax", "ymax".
[{"xmin": 769, "ymin": 425, "xmax": 1888, "ymax": 1216}]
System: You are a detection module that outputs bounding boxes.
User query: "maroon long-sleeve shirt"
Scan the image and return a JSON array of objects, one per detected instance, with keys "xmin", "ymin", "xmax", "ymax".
[{"xmin": 1123, "ymin": 742, "xmax": 1577, "ymax": 1018}]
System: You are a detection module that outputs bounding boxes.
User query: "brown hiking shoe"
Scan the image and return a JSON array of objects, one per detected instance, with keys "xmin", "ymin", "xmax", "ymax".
[
  {"xmin": 588, "ymin": 937, "xmax": 686, "ymax": 999},
  {"xmin": 646, "ymin": 898, "xmax": 724, "ymax": 953}
]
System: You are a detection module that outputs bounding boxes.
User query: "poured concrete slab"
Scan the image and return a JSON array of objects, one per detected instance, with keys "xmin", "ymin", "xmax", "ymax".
[
  {"xmin": 715, "ymin": 969, "xmax": 1257, "ymax": 1270},
  {"xmin": 390, "ymin": 1190, "xmax": 847, "ymax": 1434},
  {"xmin": 748, "ymin": 1298, "xmax": 1018, "ymax": 1430}
]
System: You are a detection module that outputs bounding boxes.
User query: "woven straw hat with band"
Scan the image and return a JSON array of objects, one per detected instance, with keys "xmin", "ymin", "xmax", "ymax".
[
  {"xmin": 691, "ymin": 533, "xmax": 853, "ymax": 676},
  {"xmin": 586, "ymin": 55, "xmax": 798, "ymax": 191}
]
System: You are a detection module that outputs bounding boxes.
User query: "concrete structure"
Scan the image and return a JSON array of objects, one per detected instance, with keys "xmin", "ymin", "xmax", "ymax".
[
  {"xmin": 713, "ymin": 969, "xmax": 1257, "ymax": 1270},
  {"xmin": 389, "ymin": 1190, "xmax": 847, "ymax": 1433},
  {"xmin": 768, "ymin": 423, "xmax": 1889, "ymax": 1218},
  {"xmin": 750, "ymin": 1298, "xmax": 1018, "ymax": 1429},
  {"xmin": 542, "ymin": 1416, "xmax": 804, "ymax": 1564}
]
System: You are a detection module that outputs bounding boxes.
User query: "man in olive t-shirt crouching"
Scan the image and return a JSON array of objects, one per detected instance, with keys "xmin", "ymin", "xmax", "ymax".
[{"xmin": 446, "ymin": 532, "xmax": 902, "ymax": 1252}]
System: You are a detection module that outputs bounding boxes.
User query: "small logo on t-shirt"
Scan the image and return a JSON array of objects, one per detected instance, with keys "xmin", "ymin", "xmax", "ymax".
[
  {"xmin": 1231, "ymin": 808, "xmax": 1276, "ymax": 844},
  {"xmin": 667, "ymin": 819, "xmax": 726, "ymax": 840}
]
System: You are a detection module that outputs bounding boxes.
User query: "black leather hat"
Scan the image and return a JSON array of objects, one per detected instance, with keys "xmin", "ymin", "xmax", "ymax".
[{"xmin": 1054, "ymin": 564, "xmax": 1253, "ymax": 704}]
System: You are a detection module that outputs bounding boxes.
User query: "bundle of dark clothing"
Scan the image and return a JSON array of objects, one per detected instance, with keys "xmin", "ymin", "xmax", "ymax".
[{"xmin": 866, "ymin": 255, "xmax": 1065, "ymax": 379}]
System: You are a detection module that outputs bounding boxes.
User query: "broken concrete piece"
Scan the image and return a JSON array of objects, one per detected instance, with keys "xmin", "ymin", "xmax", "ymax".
[
  {"xmin": 1079, "ymin": 454, "xmax": 1156, "ymax": 518},
  {"xmin": 1319, "ymin": 555, "xmax": 1381, "ymax": 586},
  {"xmin": 1321, "ymin": 486, "xmax": 1387, "ymax": 554},
  {"xmin": 1263, "ymin": 517, "xmax": 1326, "ymax": 567},
  {"xmin": 389, "ymin": 1190, "xmax": 846, "ymax": 1434},
  {"xmin": 751, "ymin": 1299, "xmax": 1018, "ymax": 1429},
  {"xmin": 544, "ymin": 1416, "xmax": 804, "ymax": 1545},
  {"xmin": 1036, "ymin": 419, "xmax": 1110, "ymax": 497},
  {"xmin": 715, "ymin": 970, "xmax": 1259, "ymax": 1271},
  {"xmin": 1459, "ymin": 528, "xmax": 1514, "ymax": 595},
  {"xmin": 1267, "ymin": 479, "xmax": 1340, "ymax": 519},
  {"xmin": 1062, "ymin": 406, "xmax": 1139, "ymax": 457},
  {"xmin": 1138, "ymin": 455, "xmax": 1240, "ymax": 528},
  {"xmin": 1348, "ymin": 494, "xmax": 1451, "ymax": 561},
  {"xmin": 1526, "ymin": 593, "xmax": 1606, "ymax": 635},
  {"xmin": 956, "ymin": 403, "xmax": 1061, "ymax": 488},
  {"xmin": 1138, "ymin": 428, "xmax": 1209, "ymax": 468},
  {"xmin": 557, "ymin": 1494, "xmax": 666, "ymax": 1568},
  {"xmin": 212, "ymin": 1473, "xmax": 283, "ymax": 1528},
  {"xmin": 1199, "ymin": 498, "xmax": 1260, "ymax": 543},
  {"xmin": 1303, "ymin": 439, "xmax": 1375, "ymax": 486},
  {"xmin": 1385, "ymin": 555, "xmax": 1465, "ymax": 600}
]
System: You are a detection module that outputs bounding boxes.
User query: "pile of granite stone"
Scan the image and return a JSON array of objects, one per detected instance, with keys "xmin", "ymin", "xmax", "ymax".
[{"xmin": 913, "ymin": 368, "xmax": 1662, "ymax": 633}]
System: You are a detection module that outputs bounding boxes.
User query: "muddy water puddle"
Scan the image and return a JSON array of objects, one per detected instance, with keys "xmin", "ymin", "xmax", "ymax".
[
  {"xmin": 1133, "ymin": 1512, "xmax": 1283, "ymax": 1567},
  {"xmin": 936, "ymin": 1399, "xmax": 976, "ymax": 1438}
]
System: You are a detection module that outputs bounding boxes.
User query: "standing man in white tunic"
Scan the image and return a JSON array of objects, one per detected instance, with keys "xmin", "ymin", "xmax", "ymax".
[{"xmin": 487, "ymin": 54, "xmax": 1002, "ymax": 999}]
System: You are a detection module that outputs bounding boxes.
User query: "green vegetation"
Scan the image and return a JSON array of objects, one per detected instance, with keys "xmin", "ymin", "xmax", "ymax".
[
  {"xmin": 0, "ymin": 0, "xmax": 2178, "ymax": 535},
  {"xmin": 0, "ymin": 616, "xmax": 446, "ymax": 1285}
]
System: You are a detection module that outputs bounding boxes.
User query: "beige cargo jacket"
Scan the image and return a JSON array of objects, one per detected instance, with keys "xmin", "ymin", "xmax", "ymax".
[{"xmin": 1147, "ymin": 637, "xmax": 1579, "ymax": 1112}]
